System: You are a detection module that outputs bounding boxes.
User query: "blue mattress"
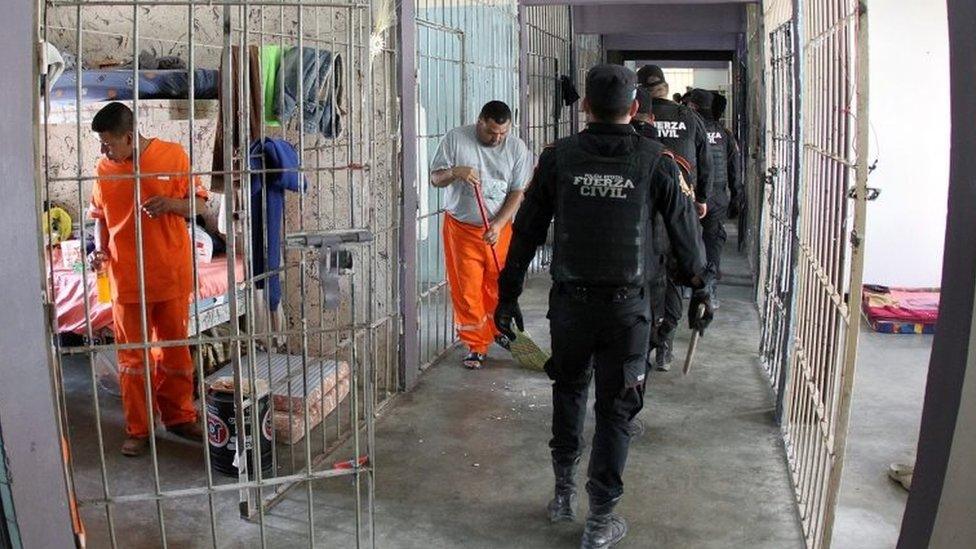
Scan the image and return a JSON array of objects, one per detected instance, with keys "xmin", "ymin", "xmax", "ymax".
[{"xmin": 48, "ymin": 69, "xmax": 219, "ymax": 104}]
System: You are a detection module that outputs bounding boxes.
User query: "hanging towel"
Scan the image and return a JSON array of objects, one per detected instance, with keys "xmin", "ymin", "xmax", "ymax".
[
  {"xmin": 41, "ymin": 41, "xmax": 65, "ymax": 92},
  {"xmin": 249, "ymin": 138, "xmax": 306, "ymax": 311},
  {"xmin": 276, "ymin": 47, "xmax": 343, "ymax": 138},
  {"xmin": 212, "ymin": 45, "xmax": 263, "ymax": 192},
  {"xmin": 260, "ymin": 45, "xmax": 283, "ymax": 127}
]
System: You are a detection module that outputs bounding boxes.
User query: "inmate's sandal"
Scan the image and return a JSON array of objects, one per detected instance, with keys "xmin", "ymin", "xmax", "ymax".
[
  {"xmin": 462, "ymin": 352, "xmax": 486, "ymax": 369},
  {"xmin": 121, "ymin": 436, "xmax": 149, "ymax": 457}
]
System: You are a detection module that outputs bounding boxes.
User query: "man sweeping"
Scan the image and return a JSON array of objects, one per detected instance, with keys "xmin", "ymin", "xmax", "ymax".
[{"xmin": 430, "ymin": 101, "xmax": 533, "ymax": 369}]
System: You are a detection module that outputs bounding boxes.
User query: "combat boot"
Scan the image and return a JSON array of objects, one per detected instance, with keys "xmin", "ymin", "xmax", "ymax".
[
  {"xmin": 655, "ymin": 337, "xmax": 674, "ymax": 372},
  {"xmin": 580, "ymin": 499, "xmax": 628, "ymax": 549},
  {"xmin": 547, "ymin": 457, "xmax": 580, "ymax": 522}
]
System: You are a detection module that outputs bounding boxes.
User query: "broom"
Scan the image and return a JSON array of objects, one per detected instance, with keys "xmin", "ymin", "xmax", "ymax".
[{"xmin": 473, "ymin": 182, "xmax": 549, "ymax": 371}]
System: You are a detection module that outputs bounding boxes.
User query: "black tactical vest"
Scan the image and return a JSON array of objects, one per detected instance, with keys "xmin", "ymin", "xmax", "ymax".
[
  {"xmin": 631, "ymin": 119, "xmax": 658, "ymax": 140},
  {"xmin": 705, "ymin": 119, "xmax": 730, "ymax": 208},
  {"xmin": 651, "ymin": 101, "xmax": 699, "ymax": 180},
  {"xmin": 551, "ymin": 135, "xmax": 659, "ymax": 287}
]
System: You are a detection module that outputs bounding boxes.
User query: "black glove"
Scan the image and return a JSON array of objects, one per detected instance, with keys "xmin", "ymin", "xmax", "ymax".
[
  {"xmin": 494, "ymin": 299, "xmax": 524, "ymax": 342},
  {"xmin": 688, "ymin": 289, "xmax": 714, "ymax": 333}
]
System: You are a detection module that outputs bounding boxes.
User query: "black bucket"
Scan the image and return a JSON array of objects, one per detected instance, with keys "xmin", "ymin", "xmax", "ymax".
[{"xmin": 206, "ymin": 389, "xmax": 273, "ymax": 477}]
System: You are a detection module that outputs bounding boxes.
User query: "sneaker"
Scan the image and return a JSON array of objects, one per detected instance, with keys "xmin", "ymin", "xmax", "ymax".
[
  {"xmin": 168, "ymin": 421, "xmax": 204, "ymax": 442},
  {"xmin": 462, "ymin": 351, "xmax": 486, "ymax": 370},
  {"xmin": 121, "ymin": 436, "xmax": 149, "ymax": 457},
  {"xmin": 888, "ymin": 462, "xmax": 913, "ymax": 491}
]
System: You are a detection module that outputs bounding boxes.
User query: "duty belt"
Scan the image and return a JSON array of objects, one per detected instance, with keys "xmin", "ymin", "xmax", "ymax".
[{"xmin": 557, "ymin": 283, "xmax": 644, "ymax": 303}]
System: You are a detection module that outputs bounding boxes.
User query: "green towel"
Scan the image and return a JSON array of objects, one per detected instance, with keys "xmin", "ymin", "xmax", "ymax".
[{"xmin": 261, "ymin": 45, "xmax": 282, "ymax": 127}]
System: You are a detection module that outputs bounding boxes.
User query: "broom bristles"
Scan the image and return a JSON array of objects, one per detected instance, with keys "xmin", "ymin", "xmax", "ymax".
[{"xmin": 509, "ymin": 330, "xmax": 549, "ymax": 371}]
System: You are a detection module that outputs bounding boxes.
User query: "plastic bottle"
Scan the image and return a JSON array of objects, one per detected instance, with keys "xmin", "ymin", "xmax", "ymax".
[{"xmin": 96, "ymin": 267, "xmax": 111, "ymax": 303}]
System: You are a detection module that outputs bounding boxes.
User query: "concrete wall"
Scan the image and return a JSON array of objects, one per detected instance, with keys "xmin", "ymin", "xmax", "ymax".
[
  {"xmin": 574, "ymin": 3, "xmax": 744, "ymax": 52},
  {"xmin": 863, "ymin": 1, "xmax": 950, "ymax": 287},
  {"xmin": 572, "ymin": 2, "xmax": 745, "ymax": 35}
]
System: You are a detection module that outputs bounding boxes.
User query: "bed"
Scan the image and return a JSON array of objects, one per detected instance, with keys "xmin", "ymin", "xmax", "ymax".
[
  {"xmin": 50, "ymin": 250, "xmax": 245, "ymax": 337},
  {"xmin": 48, "ymin": 68, "xmax": 219, "ymax": 105}
]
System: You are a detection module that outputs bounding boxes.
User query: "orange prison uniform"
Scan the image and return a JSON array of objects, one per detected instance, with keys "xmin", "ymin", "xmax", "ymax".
[
  {"xmin": 443, "ymin": 214, "xmax": 513, "ymax": 354},
  {"xmin": 90, "ymin": 138, "xmax": 208, "ymax": 438}
]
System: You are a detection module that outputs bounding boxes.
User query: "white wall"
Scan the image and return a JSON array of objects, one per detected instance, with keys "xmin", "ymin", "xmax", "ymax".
[
  {"xmin": 863, "ymin": 1, "xmax": 950, "ymax": 287},
  {"xmin": 692, "ymin": 68, "xmax": 731, "ymax": 90}
]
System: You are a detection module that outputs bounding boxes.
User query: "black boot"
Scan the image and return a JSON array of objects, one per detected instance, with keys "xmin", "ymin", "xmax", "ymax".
[
  {"xmin": 580, "ymin": 499, "xmax": 628, "ymax": 549},
  {"xmin": 626, "ymin": 417, "xmax": 645, "ymax": 438},
  {"xmin": 547, "ymin": 458, "xmax": 580, "ymax": 522},
  {"xmin": 655, "ymin": 337, "xmax": 673, "ymax": 372}
]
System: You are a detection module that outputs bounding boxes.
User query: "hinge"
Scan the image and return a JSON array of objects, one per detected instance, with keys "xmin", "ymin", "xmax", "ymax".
[{"xmin": 848, "ymin": 187, "xmax": 880, "ymax": 201}]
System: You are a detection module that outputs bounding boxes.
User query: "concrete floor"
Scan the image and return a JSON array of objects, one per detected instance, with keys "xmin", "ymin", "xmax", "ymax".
[
  {"xmin": 832, "ymin": 328, "xmax": 932, "ymax": 549},
  {"xmin": 62, "ymin": 236, "xmax": 809, "ymax": 547},
  {"xmin": 328, "ymin": 236, "xmax": 804, "ymax": 548}
]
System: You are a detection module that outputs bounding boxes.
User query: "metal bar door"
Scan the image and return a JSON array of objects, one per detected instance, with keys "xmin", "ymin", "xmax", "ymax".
[
  {"xmin": 758, "ymin": 21, "xmax": 800, "ymax": 420},
  {"xmin": 778, "ymin": 0, "xmax": 870, "ymax": 546}
]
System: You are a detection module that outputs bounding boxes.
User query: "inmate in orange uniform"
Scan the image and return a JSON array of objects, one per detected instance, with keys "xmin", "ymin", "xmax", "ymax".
[
  {"xmin": 90, "ymin": 138, "xmax": 208, "ymax": 438},
  {"xmin": 442, "ymin": 214, "xmax": 514, "ymax": 353},
  {"xmin": 430, "ymin": 106, "xmax": 533, "ymax": 365}
]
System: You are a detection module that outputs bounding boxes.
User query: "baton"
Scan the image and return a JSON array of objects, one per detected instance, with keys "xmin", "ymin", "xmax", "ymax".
[{"xmin": 683, "ymin": 303, "xmax": 706, "ymax": 376}]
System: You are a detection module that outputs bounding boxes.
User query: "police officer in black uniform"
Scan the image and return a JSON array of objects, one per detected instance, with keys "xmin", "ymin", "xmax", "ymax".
[
  {"xmin": 636, "ymin": 64, "xmax": 714, "ymax": 370},
  {"xmin": 711, "ymin": 92, "xmax": 744, "ymax": 219},
  {"xmin": 631, "ymin": 86, "xmax": 658, "ymax": 140},
  {"xmin": 494, "ymin": 65, "xmax": 714, "ymax": 549},
  {"xmin": 684, "ymin": 88, "xmax": 741, "ymax": 306}
]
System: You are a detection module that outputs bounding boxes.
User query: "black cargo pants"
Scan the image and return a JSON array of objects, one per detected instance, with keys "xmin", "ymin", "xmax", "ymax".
[{"xmin": 546, "ymin": 283, "xmax": 650, "ymax": 506}]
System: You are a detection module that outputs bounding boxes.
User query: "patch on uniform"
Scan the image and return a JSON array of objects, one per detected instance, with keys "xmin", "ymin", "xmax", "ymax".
[
  {"xmin": 677, "ymin": 171, "xmax": 694, "ymax": 199},
  {"xmin": 573, "ymin": 173, "xmax": 635, "ymax": 199}
]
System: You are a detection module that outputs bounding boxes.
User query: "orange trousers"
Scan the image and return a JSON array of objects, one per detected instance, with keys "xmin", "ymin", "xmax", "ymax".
[
  {"xmin": 112, "ymin": 297, "xmax": 196, "ymax": 438},
  {"xmin": 443, "ymin": 214, "xmax": 513, "ymax": 354}
]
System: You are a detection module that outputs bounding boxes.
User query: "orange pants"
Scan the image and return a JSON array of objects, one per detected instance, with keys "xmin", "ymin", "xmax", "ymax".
[
  {"xmin": 112, "ymin": 297, "xmax": 196, "ymax": 438},
  {"xmin": 443, "ymin": 214, "xmax": 513, "ymax": 354}
]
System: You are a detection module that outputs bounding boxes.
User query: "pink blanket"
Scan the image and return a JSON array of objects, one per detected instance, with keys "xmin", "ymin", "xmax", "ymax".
[
  {"xmin": 862, "ymin": 285, "xmax": 940, "ymax": 323},
  {"xmin": 50, "ymin": 250, "xmax": 244, "ymax": 335}
]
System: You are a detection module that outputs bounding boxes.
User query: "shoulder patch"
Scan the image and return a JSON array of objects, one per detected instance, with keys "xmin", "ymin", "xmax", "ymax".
[{"xmin": 661, "ymin": 149, "xmax": 694, "ymax": 177}]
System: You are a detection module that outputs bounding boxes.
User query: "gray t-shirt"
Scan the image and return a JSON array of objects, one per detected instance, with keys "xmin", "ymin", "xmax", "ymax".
[{"xmin": 430, "ymin": 124, "xmax": 533, "ymax": 225}]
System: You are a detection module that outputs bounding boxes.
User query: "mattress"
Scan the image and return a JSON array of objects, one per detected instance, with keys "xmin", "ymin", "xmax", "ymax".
[
  {"xmin": 48, "ymin": 69, "xmax": 219, "ymax": 105},
  {"xmin": 51, "ymin": 250, "xmax": 244, "ymax": 335},
  {"xmin": 862, "ymin": 285, "xmax": 940, "ymax": 334}
]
